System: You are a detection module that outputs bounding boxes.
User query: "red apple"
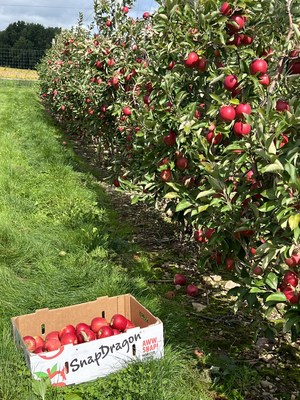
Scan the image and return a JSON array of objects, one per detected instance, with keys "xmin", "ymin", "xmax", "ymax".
[
  {"xmin": 206, "ymin": 131, "xmax": 223, "ymax": 145},
  {"xmin": 23, "ymin": 336, "xmax": 36, "ymax": 352},
  {"xmin": 95, "ymin": 60, "xmax": 103, "ymax": 70},
  {"xmin": 34, "ymin": 346, "xmax": 44, "ymax": 354},
  {"xmin": 205, "ymin": 228, "xmax": 215, "ymax": 240},
  {"xmin": 90, "ymin": 317, "xmax": 109, "ymax": 333},
  {"xmin": 219, "ymin": 105, "xmax": 236, "ymax": 122},
  {"xmin": 258, "ymin": 73, "xmax": 270, "ymax": 86},
  {"xmin": 224, "ymin": 75, "xmax": 239, "ymax": 91},
  {"xmin": 78, "ymin": 328, "xmax": 96, "ymax": 342},
  {"xmin": 220, "ymin": 2, "xmax": 232, "ymax": 16},
  {"xmin": 161, "ymin": 169, "xmax": 173, "ymax": 182},
  {"xmin": 76, "ymin": 322, "xmax": 90, "ymax": 333},
  {"xmin": 197, "ymin": 58, "xmax": 207, "ymax": 72},
  {"xmin": 123, "ymin": 106, "xmax": 132, "ymax": 116},
  {"xmin": 163, "ymin": 130, "xmax": 176, "ymax": 146},
  {"xmin": 59, "ymin": 324, "xmax": 76, "ymax": 339},
  {"xmin": 279, "ymin": 133, "xmax": 289, "ymax": 148},
  {"xmin": 184, "ymin": 51, "xmax": 199, "ymax": 68},
  {"xmin": 186, "ymin": 284, "xmax": 199, "ymax": 297},
  {"xmin": 276, "ymin": 99, "xmax": 290, "ymax": 112},
  {"xmin": 122, "ymin": 6, "xmax": 129, "ymax": 14},
  {"xmin": 235, "ymin": 103, "xmax": 251, "ymax": 119},
  {"xmin": 282, "ymin": 286, "xmax": 300, "ymax": 304},
  {"xmin": 233, "ymin": 121, "xmax": 251, "ymax": 136},
  {"xmin": 253, "ymin": 266, "xmax": 263, "ymax": 275},
  {"xmin": 174, "ymin": 273, "xmax": 187, "ymax": 285},
  {"xmin": 143, "ymin": 12, "xmax": 150, "ymax": 19},
  {"xmin": 250, "ymin": 59, "xmax": 268, "ymax": 75},
  {"xmin": 33, "ymin": 335, "xmax": 45, "ymax": 349},
  {"xmin": 44, "ymin": 338, "xmax": 61, "ymax": 352},
  {"xmin": 110, "ymin": 314, "xmax": 128, "ymax": 331},
  {"xmin": 168, "ymin": 60, "xmax": 176, "ymax": 70},
  {"xmin": 283, "ymin": 271, "xmax": 298, "ymax": 287},
  {"xmin": 176, "ymin": 157, "xmax": 188, "ymax": 171},
  {"xmin": 194, "ymin": 229, "xmax": 205, "ymax": 242},
  {"xmin": 227, "ymin": 14, "xmax": 245, "ymax": 33},
  {"xmin": 98, "ymin": 326, "xmax": 114, "ymax": 339},
  {"xmin": 60, "ymin": 332, "xmax": 78, "ymax": 345},
  {"xmin": 45, "ymin": 331, "xmax": 60, "ymax": 341},
  {"xmin": 289, "ymin": 60, "xmax": 300, "ymax": 74},
  {"xmin": 107, "ymin": 58, "xmax": 115, "ymax": 67},
  {"xmin": 225, "ymin": 257, "xmax": 235, "ymax": 271},
  {"xmin": 242, "ymin": 35, "xmax": 253, "ymax": 45},
  {"xmin": 125, "ymin": 319, "xmax": 135, "ymax": 330}
]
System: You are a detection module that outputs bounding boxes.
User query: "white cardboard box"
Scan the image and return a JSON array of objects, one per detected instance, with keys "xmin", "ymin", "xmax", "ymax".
[{"xmin": 11, "ymin": 294, "xmax": 164, "ymax": 386}]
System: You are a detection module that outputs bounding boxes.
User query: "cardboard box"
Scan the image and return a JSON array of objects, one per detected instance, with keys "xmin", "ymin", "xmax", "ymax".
[{"xmin": 11, "ymin": 294, "xmax": 164, "ymax": 386}]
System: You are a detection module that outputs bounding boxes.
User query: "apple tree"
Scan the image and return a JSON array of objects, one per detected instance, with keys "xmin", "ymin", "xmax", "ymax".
[{"xmin": 38, "ymin": 0, "xmax": 300, "ymax": 339}]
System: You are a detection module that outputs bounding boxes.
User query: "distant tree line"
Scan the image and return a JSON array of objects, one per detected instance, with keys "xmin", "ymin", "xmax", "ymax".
[{"xmin": 0, "ymin": 21, "xmax": 61, "ymax": 69}]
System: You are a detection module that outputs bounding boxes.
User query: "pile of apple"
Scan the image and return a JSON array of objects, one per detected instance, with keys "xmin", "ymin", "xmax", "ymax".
[
  {"xmin": 22, "ymin": 313, "xmax": 135, "ymax": 354},
  {"xmin": 173, "ymin": 273, "xmax": 199, "ymax": 297}
]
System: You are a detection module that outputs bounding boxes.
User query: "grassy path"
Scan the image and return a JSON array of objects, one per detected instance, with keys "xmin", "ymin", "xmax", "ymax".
[{"xmin": 0, "ymin": 87, "xmax": 215, "ymax": 399}]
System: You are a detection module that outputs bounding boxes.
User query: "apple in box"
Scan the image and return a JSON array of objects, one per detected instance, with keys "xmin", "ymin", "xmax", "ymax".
[{"xmin": 12, "ymin": 294, "xmax": 164, "ymax": 386}]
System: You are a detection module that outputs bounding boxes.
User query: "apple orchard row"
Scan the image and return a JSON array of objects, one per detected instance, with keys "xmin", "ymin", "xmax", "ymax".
[{"xmin": 38, "ymin": 1, "xmax": 300, "ymax": 337}]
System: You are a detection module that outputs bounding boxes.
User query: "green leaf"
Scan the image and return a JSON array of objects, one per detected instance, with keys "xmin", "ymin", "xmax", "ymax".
[
  {"xmin": 261, "ymin": 160, "xmax": 284, "ymax": 173},
  {"xmin": 285, "ymin": 315, "xmax": 300, "ymax": 332},
  {"xmin": 249, "ymin": 287, "xmax": 266, "ymax": 294},
  {"xmin": 288, "ymin": 214, "xmax": 300, "ymax": 230},
  {"xmin": 65, "ymin": 395, "xmax": 83, "ymax": 400},
  {"xmin": 175, "ymin": 200, "xmax": 192, "ymax": 212},
  {"xmin": 196, "ymin": 189, "xmax": 215, "ymax": 199},
  {"xmin": 265, "ymin": 292, "xmax": 286, "ymax": 303},
  {"xmin": 166, "ymin": 182, "xmax": 180, "ymax": 192},
  {"xmin": 164, "ymin": 191, "xmax": 179, "ymax": 199},
  {"xmin": 197, "ymin": 204, "xmax": 210, "ymax": 213},
  {"xmin": 258, "ymin": 201, "xmax": 276, "ymax": 212},
  {"xmin": 207, "ymin": 176, "xmax": 224, "ymax": 191},
  {"xmin": 209, "ymin": 93, "xmax": 223, "ymax": 104},
  {"xmin": 265, "ymin": 272, "xmax": 278, "ymax": 290}
]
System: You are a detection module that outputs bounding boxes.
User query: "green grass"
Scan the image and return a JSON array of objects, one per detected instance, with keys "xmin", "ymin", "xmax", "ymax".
[{"xmin": 0, "ymin": 87, "xmax": 217, "ymax": 400}]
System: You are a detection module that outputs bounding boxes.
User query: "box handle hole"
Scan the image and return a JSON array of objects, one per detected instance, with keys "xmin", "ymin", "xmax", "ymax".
[
  {"xmin": 41, "ymin": 324, "xmax": 45, "ymax": 334},
  {"xmin": 139, "ymin": 312, "xmax": 148, "ymax": 322}
]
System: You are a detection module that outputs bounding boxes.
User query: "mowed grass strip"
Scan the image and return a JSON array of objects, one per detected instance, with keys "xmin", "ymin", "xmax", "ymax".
[
  {"xmin": 0, "ymin": 87, "xmax": 214, "ymax": 400},
  {"xmin": 0, "ymin": 67, "xmax": 38, "ymax": 80}
]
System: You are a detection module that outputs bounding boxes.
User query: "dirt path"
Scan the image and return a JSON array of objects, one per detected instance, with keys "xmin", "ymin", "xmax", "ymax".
[{"xmin": 69, "ymin": 135, "xmax": 300, "ymax": 400}]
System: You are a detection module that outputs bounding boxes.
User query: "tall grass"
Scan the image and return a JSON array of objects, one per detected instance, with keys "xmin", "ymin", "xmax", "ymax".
[{"xmin": 0, "ymin": 87, "xmax": 215, "ymax": 400}]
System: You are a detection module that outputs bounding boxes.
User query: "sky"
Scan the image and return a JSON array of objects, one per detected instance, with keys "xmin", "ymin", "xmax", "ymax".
[{"xmin": 0, "ymin": 0, "xmax": 159, "ymax": 32}]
